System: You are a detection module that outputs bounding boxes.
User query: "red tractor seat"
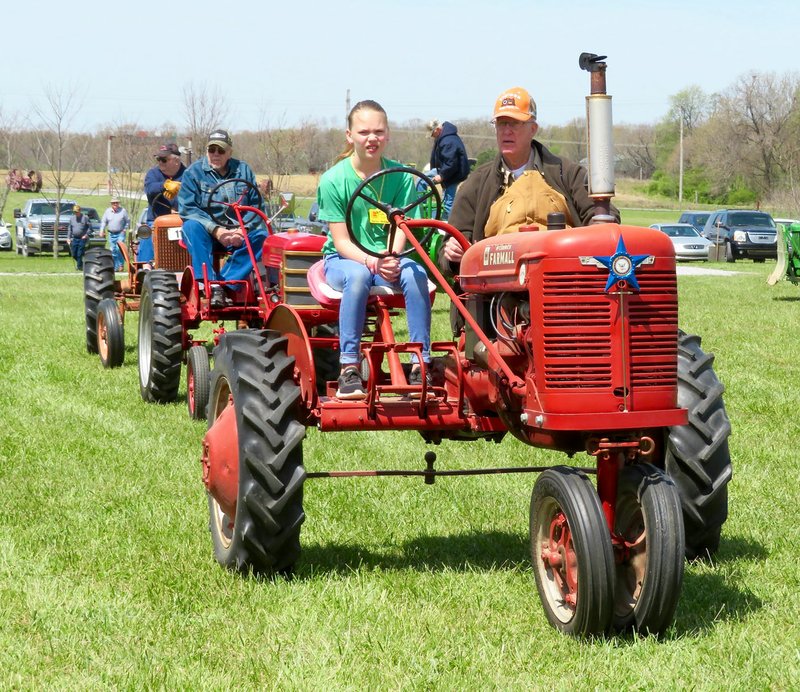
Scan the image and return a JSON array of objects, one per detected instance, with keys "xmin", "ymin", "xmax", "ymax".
[{"xmin": 307, "ymin": 259, "xmax": 436, "ymax": 309}]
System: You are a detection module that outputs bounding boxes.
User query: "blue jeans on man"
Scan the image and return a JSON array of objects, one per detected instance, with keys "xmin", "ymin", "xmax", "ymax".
[
  {"xmin": 323, "ymin": 253, "xmax": 431, "ymax": 366},
  {"xmin": 181, "ymin": 219, "xmax": 267, "ymax": 284},
  {"xmin": 419, "ymin": 168, "xmax": 457, "ymax": 220},
  {"xmin": 71, "ymin": 238, "xmax": 87, "ymax": 270},
  {"xmin": 109, "ymin": 232, "xmax": 126, "ymax": 271}
]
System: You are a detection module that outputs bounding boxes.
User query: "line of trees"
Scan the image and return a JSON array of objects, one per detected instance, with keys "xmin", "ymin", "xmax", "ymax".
[{"xmin": 3, "ymin": 70, "xmax": 800, "ymax": 235}]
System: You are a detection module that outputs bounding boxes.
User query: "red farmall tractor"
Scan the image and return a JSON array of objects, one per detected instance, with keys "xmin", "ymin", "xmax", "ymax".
[{"xmin": 196, "ymin": 56, "xmax": 732, "ymax": 638}]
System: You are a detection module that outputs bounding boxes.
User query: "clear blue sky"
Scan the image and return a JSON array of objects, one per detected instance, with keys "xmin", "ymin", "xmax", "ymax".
[{"xmin": 5, "ymin": 0, "xmax": 799, "ymax": 133}]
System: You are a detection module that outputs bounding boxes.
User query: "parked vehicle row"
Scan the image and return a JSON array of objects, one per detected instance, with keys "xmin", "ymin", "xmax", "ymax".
[{"xmin": 674, "ymin": 209, "xmax": 779, "ymax": 263}]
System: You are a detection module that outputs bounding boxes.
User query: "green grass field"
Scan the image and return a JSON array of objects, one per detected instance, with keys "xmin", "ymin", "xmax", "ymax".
[{"xmin": 1, "ymin": 235, "xmax": 799, "ymax": 688}]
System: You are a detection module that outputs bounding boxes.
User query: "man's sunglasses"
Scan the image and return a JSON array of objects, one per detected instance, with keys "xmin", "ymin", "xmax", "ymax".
[
  {"xmin": 207, "ymin": 145, "xmax": 227, "ymax": 154},
  {"xmin": 156, "ymin": 157, "xmax": 168, "ymax": 163}
]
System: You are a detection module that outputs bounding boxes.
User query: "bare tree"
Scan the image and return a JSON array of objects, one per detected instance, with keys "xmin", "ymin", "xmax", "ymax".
[
  {"xmin": 0, "ymin": 108, "xmax": 22, "ymax": 223},
  {"xmin": 695, "ymin": 71, "xmax": 800, "ymax": 201},
  {"xmin": 182, "ymin": 83, "xmax": 229, "ymax": 151},
  {"xmin": 32, "ymin": 85, "xmax": 87, "ymax": 258},
  {"xmin": 616, "ymin": 124, "xmax": 658, "ymax": 179}
]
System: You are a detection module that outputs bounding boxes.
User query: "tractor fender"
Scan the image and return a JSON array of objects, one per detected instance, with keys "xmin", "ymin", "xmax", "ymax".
[{"xmin": 265, "ymin": 304, "xmax": 319, "ymax": 416}]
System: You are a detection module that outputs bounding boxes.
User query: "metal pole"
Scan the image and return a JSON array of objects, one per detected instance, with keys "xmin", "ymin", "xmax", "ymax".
[
  {"xmin": 678, "ymin": 112, "xmax": 684, "ymax": 205},
  {"xmin": 106, "ymin": 135, "xmax": 113, "ymax": 195}
]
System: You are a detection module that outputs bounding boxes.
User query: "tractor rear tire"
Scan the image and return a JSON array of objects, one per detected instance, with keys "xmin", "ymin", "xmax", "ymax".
[
  {"xmin": 530, "ymin": 466, "xmax": 615, "ymax": 637},
  {"xmin": 187, "ymin": 345, "xmax": 211, "ymax": 421},
  {"xmin": 84, "ymin": 249, "xmax": 115, "ymax": 354},
  {"xmin": 138, "ymin": 270, "xmax": 183, "ymax": 403},
  {"xmin": 664, "ymin": 331, "xmax": 732, "ymax": 560},
  {"xmin": 206, "ymin": 329, "xmax": 306, "ymax": 575},
  {"xmin": 613, "ymin": 464, "xmax": 685, "ymax": 635},
  {"xmin": 96, "ymin": 298, "xmax": 125, "ymax": 368}
]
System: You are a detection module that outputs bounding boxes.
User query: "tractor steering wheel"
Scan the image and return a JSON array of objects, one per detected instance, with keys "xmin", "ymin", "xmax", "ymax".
[
  {"xmin": 345, "ymin": 166, "xmax": 442, "ymax": 259},
  {"xmin": 206, "ymin": 178, "xmax": 263, "ymax": 229}
]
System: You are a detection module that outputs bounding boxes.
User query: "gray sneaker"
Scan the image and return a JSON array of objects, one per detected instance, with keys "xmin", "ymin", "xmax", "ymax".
[{"xmin": 336, "ymin": 366, "xmax": 366, "ymax": 400}]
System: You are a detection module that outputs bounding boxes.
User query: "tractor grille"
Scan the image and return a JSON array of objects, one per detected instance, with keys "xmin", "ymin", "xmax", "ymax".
[
  {"xmin": 153, "ymin": 225, "xmax": 190, "ymax": 271},
  {"xmin": 282, "ymin": 251, "xmax": 323, "ymax": 306},
  {"xmin": 540, "ymin": 270, "xmax": 678, "ymax": 390}
]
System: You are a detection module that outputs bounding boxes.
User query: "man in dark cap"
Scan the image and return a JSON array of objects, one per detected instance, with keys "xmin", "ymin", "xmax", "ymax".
[
  {"xmin": 140, "ymin": 142, "xmax": 187, "ymax": 264},
  {"xmin": 67, "ymin": 205, "xmax": 91, "ymax": 270}
]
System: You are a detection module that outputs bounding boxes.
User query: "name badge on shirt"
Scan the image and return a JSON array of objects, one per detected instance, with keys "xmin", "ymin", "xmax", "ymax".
[{"xmin": 369, "ymin": 208, "xmax": 389, "ymax": 225}]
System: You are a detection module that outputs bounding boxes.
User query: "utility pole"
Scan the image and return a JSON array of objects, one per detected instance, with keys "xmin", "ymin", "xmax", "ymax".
[
  {"xmin": 345, "ymin": 89, "xmax": 351, "ymax": 127},
  {"xmin": 107, "ymin": 135, "xmax": 114, "ymax": 194},
  {"xmin": 678, "ymin": 109, "xmax": 684, "ymax": 206}
]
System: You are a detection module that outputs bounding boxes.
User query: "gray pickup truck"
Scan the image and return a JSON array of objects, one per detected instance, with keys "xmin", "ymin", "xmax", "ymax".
[{"xmin": 14, "ymin": 199, "xmax": 103, "ymax": 256}]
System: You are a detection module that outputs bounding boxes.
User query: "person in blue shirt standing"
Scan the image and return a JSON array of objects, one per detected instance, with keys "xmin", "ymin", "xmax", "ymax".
[
  {"xmin": 177, "ymin": 129, "xmax": 266, "ymax": 309},
  {"xmin": 426, "ymin": 119, "xmax": 470, "ymax": 220},
  {"xmin": 100, "ymin": 197, "xmax": 131, "ymax": 271},
  {"xmin": 140, "ymin": 142, "xmax": 186, "ymax": 264}
]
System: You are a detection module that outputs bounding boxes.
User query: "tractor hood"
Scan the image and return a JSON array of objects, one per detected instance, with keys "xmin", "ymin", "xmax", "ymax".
[{"xmin": 459, "ymin": 224, "xmax": 676, "ymax": 293}]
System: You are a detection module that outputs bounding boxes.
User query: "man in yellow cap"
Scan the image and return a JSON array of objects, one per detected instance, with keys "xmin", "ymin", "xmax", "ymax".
[
  {"xmin": 67, "ymin": 205, "xmax": 92, "ymax": 270},
  {"xmin": 440, "ymin": 86, "xmax": 619, "ymax": 333},
  {"xmin": 443, "ymin": 86, "xmax": 618, "ymax": 261}
]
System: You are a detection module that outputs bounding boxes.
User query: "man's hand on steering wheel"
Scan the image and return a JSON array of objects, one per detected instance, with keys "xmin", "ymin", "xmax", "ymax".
[{"xmin": 442, "ymin": 236, "xmax": 465, "ymax": 263}]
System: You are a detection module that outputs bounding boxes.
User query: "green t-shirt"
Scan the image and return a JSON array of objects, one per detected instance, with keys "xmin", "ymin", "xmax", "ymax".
[{"xmin": 317, "ymin": 156, "xmax": 420, "ymax": 255}]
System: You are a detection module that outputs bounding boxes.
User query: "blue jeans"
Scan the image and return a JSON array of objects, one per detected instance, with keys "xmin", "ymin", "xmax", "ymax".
[
  {"xmin": 109, "ymin": 232, "xmax": 126, "ymax": 270},
  {"xmin": 181, "ymin": 219, "xmax": 267, "ymax": 283},
  {"xmin": 324, "ymin": 253, "xmax": 431, "ymax": 366},
  {"xmin": 71, "ymin": 238, "xmax": 86, "ymax": 270},
  {"xmin": 423, "ymin": 168, "xmax": 457, "ymax": 220},
  {"xmin": 137, "ymin": 236, "xmax": 154, "ymax": 263}
]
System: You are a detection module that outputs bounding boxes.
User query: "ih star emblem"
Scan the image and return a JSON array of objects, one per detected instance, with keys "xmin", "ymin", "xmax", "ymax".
[{"xmin": 594, "ymin": 236, "xmax": 651, "ymax": 292}]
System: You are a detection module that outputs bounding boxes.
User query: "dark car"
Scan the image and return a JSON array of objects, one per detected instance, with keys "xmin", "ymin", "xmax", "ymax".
[
  {"xmin": 677, "ymin": 211, "xmax": 711, "ymax": 234},
  {"xmin": 701, "ymin": 209, "xmax": 777, "ymax": 263}
]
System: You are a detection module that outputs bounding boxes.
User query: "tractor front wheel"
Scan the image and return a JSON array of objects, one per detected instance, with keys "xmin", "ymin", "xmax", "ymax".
[
  {"xmin": 83, "ymin": 249, "xmax": 115, "ymax": 354},
  {"xmin": 612, "ymin": 464, "xmax": 685, "ymax": 635},
  {"xmin": 96, "ymin": 298, "xmax": 125, "ymax": 368},
  {"xmin": 665, "ymin": 331, "xmax": 732, "ymax": 559},
  {"xmin": 530, "ymin": 466, "xmax": 615, "ymax": 637},
  {"xmin": 205, "ymin": 329, "xmax": 306, "ymax": 575},
  {"xmin": 138, "ymin": 270, "xmax": 183, "ymax": 403},
  {"xmin": 187, "ymin": 345, "xmax": 210, "ymax": 421}
]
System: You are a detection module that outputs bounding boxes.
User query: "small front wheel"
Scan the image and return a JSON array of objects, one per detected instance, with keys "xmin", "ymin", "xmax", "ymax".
[
  {"xmin": 96, "ymin": 298, "xmax": 125, "ymax": 368},
  {"xmin": 612, "ymin": 464, "xmax": 685, "ymax": 635},
  {"xmin": 530, "ymin": 466, "xmax": 615, "ymax": 637},
  {"xmin": 187, "ymin": 345, "xmax": 211, "ymax": 421}
]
